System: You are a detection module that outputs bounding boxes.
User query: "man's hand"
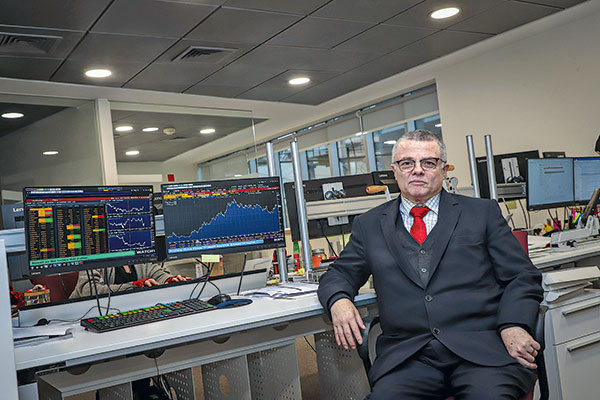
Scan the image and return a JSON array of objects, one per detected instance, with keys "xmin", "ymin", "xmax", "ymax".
[
  {"xmin": 500, "ymin": 326, "xmax": 540, "ymax": 369},
  {"xmin": 330, "ymin": 298, "xmax": 366, "ymax": 350}
]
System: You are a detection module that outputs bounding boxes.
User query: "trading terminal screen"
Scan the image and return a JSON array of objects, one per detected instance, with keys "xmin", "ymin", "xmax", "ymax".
[
  {"xmin": 24, "ymin": 186, "xmax": 157, "ymax": 276},
  {"xmin": 574, "ymin": 157, "xmax": 600, "ymax": 203},
  {"xmin": 161, "ymin": 177, "xmax": 286, "ymax": 260},
  {"xmin": 527, "ymin": 158, "xmax": 574, "ymax": 210}
]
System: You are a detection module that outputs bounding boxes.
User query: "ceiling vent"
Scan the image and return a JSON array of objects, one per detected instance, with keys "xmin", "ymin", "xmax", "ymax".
[
  {"xmin": 172, "ymin": 46, "xmax": 236, "ymax": 63},
  {"xmin": 0, "ymin": 32, "xmax": 62, "ymax": 55}
]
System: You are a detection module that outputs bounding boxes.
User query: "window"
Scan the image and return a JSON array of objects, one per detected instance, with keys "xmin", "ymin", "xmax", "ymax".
[
  {"xmin": 372, "ymin": 123, "xmax": 406, "ymax": 170},
  {"xmin": 305, "ymin": 145, "xmax": 331, "ymax": 179},
  {"xmin": 414, "ymin": 114, "xmax": 442, "ymax": 137},
  {"xmin": 279, "ymin": 149, "xmax": 294, "ymax": 182},
  {"xmin": 337, "ymin": 136, "xmax": 368, "ymax": 176}
]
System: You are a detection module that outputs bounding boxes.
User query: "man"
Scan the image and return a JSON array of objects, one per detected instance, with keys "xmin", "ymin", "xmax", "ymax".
[{"xmin": 317, "ymin": 130, "xmax": 543, "ymax": 399}]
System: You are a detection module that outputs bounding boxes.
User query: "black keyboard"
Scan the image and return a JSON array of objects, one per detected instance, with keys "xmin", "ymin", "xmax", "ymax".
[{"xmin": 80, "ymin": 299, "xmax": 215, "ymax": 333}]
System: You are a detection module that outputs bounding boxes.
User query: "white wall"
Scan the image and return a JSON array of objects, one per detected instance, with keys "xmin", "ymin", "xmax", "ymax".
[
  {"xmin": 0, "ymin": 101, "xmax": 103, "ymax": 191},
  {"xmin": 117, "ymin": 160, "xmax": 199, "ymax": 191}
]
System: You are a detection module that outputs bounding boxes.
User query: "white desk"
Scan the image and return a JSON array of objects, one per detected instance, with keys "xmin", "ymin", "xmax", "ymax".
[{"xmin": 16, "ymin": 293, "xmax": 377, "ymax": 400}]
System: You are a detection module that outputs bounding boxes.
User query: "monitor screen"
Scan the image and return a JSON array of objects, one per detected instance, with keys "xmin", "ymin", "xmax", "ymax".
[
  {"xmin": 161, "ymin": 177, "xmax": 285, "ymax": 259},
  {"xmin": 24, "ymin": 186, "xmax": 157, "ymax": 276},
  {"xmin": 574, "ymin": 157, "xmax": 600, "ymax": 203},
  {"xmin": 476, "ymin": 150, "xmax": 540, "ymax": 199},
  {"xmin": 527, "ymin": 158, "xmax": 574, "ymax": 210}
]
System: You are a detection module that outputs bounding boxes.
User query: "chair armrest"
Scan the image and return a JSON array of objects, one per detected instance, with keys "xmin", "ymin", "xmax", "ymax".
[
  {"xmin": 357, "ymin": 315, "xmax": 380, "ymax": 374},
  {"xmin": 535, "ymin": 305, "xmax": 549, "ymax": 400}
]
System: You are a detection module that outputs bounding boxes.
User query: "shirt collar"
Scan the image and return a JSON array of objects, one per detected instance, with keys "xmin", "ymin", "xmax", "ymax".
[{"xmin": 400, "ymin": 192, "xmax": 441, "ymax": 216}]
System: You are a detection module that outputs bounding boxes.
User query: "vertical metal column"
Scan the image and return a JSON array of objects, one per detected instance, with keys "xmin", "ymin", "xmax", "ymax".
[
  {"xmin": 0, "ymin": 240, "xmax": 18, "ymax": 400},
  {"xmin": 466, "ymin": 135, "xmax": 480, "ymax": 198},
  {"xmin": 484, "ymin": 135, "xmax": 498, "ymax": 200},
  {"xmin": 266, "ymin": 142, "xmax": 288, "ymax": 283},
  {"xmin": 290, "ymin": 138, "xmax": 313, "ymax": 280}
]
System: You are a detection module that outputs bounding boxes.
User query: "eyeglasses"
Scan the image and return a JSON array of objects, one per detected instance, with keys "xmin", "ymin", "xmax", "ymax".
[{"xmin": 393, "ymin": 157, "xmax": 445, "ymax": 172}]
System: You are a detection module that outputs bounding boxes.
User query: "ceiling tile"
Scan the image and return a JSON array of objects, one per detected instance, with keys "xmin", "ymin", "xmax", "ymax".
[
  {"xmin": 231, "ymin": 45, "xmax": 380, "ymax": 72},
  {"xmin": 267, "ymin": 17, "xmax": 372, "ymax": 49},
  {"xmin": 313, "ymin": 0, "xmax": 423, "ymax": 23},
  {"xmin": 223, "ymin": 0, "xmax": 330, "ymax": 14},
  {"xmin": 0, "ymin": 103, "xmax": 66, "ymax": 137},
  {"xmin": 123, "ymin": 63, "xmax": 221, "ymax": 92},
  {"xmin": 91, "ymin": 0, "xmax": 217, "ymax": 38},
  {"xmin": 197, "ymin": 65, "xmax": 284, "ymax": 87},
  {"xmin": 184, "ymin": 84, "xmax": 250, "ymax": 97},
  {"xmin": 0, "ymin": 56, "xmax": 63, "ymax": 80},
  {"xmin": 350, "ymin": 51, "xmax": 437, "ymax": 79},
  {"xmin": 186, "ymin": 7, "xmax": 302, "ymax": 44},
  {"xmin": 282, "ymin": 72, "xmax": 382, "ymax": 104},
  {"xmin": 394, "ymin": 29, "xmax": 492, "ymax": 58},
  {"xmin": 386, "ymin": 0, "xmax": 505, "ymax": 29},
  {"xmin": 237, "ymin": 69, "xmax": 340, "ymax": 101},
  {"xmin": 513, "ymin": 0, "xmax": 586, "ymax": 7},
  {"xmin": 0, "ymin": 26, "xmax": 84, "ymax": 58},
  {"xmin": 51, "ymin": 60, "xmax": 148, "ymax": 87},
  {"xmin": 0, "ymin": 0, "xmax": 111, "ymax": 31},
  {"xmin": 448, "ymin": 1, "xmax": 559, "ymax": 34},
  {"xmin": 67, "ymin": 33, "xmax": 177, "ymax": 64},
  {"xmin": 334, "ymin": 24, "xmax": 435, "ymax": 54}
]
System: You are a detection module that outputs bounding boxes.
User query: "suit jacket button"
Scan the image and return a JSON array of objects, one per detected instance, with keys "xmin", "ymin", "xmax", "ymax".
[
  {"xmin": 420, "ymin": 249, "xmax": 426, "ymax": 254},
  {"xmin": 425, "ymin": 295, "xmax": 433, "ymax": 302},
  {"xmin": 432, "ymin": 328, "xmax": 440, "ymax": 335}
]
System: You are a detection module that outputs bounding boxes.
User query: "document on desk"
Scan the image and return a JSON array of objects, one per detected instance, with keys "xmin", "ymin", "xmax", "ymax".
[
  {"xmin": 242, "ymin": 282, "xmax": 318, "ymax": 299},
  {"xmin": 542, "ymin": 266, "xmax": 600, "ymax": 290},
  {"xmin": 13, "ymin": 323, "xmax": 76, "ymax": 347},
  {"xmin": 544, "ymin": 283, "xmax": 592, "ymax": 303}
]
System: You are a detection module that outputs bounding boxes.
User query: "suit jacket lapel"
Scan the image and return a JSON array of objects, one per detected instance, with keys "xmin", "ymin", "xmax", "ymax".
[
  {"xmin": 427, "ymin": 190, "xmax": 461, "ymax": 282},
  {"xmin": 381, "ymin": 197, "xmax": 425, "ymax": 289}
]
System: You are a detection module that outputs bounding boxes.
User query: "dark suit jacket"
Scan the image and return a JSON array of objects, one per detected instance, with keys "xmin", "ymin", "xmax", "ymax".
[{"xmin": 317, "ymin": 190, "xmax": 543, "ymax": 384}]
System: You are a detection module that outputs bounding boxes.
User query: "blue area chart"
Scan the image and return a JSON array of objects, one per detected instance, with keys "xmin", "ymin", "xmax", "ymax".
[{"xmin": 168, "ymin": 200, "xmax": 279, "ymax": 242}]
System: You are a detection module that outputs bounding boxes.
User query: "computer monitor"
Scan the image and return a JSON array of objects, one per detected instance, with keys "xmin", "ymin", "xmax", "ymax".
[
  {"xmin": 23, "ymin": 185, "xmax": 157, "ymax": 276},
  {"xmin": 161, "ymin": 177, "xmax": 286, "ymax": 260},
  {"xmin": 284, "ymin": 173, "xmax": 376, "ymax": 242},
  {"xmin": 573, "ymin": 157, "xmax": 600, "ymax": 203},
  {"xmin": 526, "ymin": 158, "xmax": 574, "ymax": 210},
  {"xmin": 1, "ymin": 202, "xmax": 24, "ymax": 229},
  {"xmin": 476, "ymin": 150, "xmax": 540, "ymax": 199}
]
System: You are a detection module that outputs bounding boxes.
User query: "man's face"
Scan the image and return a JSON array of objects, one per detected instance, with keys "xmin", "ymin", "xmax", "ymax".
[{"xmin": 391, "ymin": 139, "xmax": 449, "ymax": 204}]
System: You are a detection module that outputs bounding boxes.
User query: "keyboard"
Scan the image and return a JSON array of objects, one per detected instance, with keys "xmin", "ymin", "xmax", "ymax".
[{"xmin": 80, "ymin": 298, "xmax": 215, "ymax": 333}]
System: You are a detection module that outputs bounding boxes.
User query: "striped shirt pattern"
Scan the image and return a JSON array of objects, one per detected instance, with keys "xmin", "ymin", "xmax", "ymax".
[{"xmin": 399, "ymin": 192, "xmax": 441, "ymax": 235}]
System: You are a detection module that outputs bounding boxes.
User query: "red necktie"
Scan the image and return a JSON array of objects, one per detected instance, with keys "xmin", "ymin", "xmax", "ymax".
[{"xmin": 410, "ymin": 206, "xmax": 430, "ymax": 245}]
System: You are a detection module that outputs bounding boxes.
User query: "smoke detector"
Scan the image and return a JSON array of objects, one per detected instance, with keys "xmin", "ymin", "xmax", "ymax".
[{"xmin": 163, "ymin": 127, "xmax": 176, "ymax": 135}]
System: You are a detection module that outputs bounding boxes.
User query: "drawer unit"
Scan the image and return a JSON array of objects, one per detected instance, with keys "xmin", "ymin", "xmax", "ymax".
[
  {"xmin": 548, "ymin": 294, "xmax": 600, "ymax": 345},
  {"xmin": 553, "ymin": 331, "xmax": 600, "ymax": 400}
]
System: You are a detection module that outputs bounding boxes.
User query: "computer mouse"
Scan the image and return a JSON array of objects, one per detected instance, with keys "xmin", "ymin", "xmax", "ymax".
[{"xmin": 208, "ymin": 293, "xmax": 231, "ymax": 306}]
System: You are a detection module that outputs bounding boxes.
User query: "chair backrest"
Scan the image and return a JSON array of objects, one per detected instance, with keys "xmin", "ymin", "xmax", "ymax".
[{"xmin": 30, "ymin": 272, "xmax": 79, "ymax": 302}]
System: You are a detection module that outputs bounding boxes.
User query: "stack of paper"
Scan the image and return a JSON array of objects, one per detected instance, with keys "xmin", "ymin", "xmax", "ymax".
[
  {"xmin": 242, "ymin": 282, "xmax": 318, "ymax": 299},
  {"xmin": 542, "ymin": 266, "xmax": 600, "ymax": 304}
]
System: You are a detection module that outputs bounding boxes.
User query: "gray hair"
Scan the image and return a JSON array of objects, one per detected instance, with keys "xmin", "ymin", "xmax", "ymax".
[{"xmin": 392, "ymin": 129, "xmax": 447, "ymax": 162}]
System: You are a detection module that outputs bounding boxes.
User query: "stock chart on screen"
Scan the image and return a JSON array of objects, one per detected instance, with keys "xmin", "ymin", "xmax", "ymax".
[{"xmin": 161, "ymin": 177, "xmax": 285, "ymax": 259}]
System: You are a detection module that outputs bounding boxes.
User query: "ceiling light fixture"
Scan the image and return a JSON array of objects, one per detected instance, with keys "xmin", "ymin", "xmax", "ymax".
[
  {"xmin": 43, "ymin": 151, "xmax": 59, "ymax": 156},
  {"xmin": 200, "ymin": 128, "xmax": 215, "ymax": 134},
  {"xmin": 125, "ymin": 150, "xmax": 140, "ymax": 156},
  {"xmin": 430, "ymin": 7, "xmax": 460, "ymax": 19},
  {"xmin": 289, "ymin": 77, "xmax": 311, "ymax": 85},
  {"xmin": 163, "ymin": 127, "xmax": 176, "ymax": 135},
  {"xmin": 142, "ymin": 127, "xmax": 159, "ymax": 132},
  {"xmin": 234, "ymin": 174, "xmax": 243, "ymax": 177},
  {"xmin": 84, "ymin": 68, "xmax": 112, "ymax": 78},
  {"xmin": 435, "ymin": 123, "xmax": 442, "ymax": 127},
  {"xmin": 384, "ymin": 140, "xmax": 396, "ymax": 145},
  {"xmin": 1, "ymin": 112, "xmax": 24, "ymax": 119},
  {"xmin": 115, "ymin": 125, "xmax": 133, "ymax": 132}
]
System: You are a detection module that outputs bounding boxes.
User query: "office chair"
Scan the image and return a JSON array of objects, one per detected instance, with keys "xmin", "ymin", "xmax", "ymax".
[{"xmin": 358, "ymin": 305, "xmax": 549, "ymax": 400}]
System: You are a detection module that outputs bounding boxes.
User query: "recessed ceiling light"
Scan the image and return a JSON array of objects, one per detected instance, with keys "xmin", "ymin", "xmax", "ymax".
[
  {"xmin": 200, "ymin": 128, "xmax": 216, "ymax": 134},
  {"xmin": 430, "ymin": 7, "xmax": 460, "ymax": 19},
  {"xmin": 435, "ymin": 123, "xmax": 442, "ymax": 128},
  {"xmin": 289, "ymin": 77, "xmax": 310, "ymax": 85},
  {"xmin": 115, "ymin": 125, "xmax": 133, "ymax": 132},
  {"xmin": 125, "ymin": 150, "xmax": 140, "ymax": 156},
  {"xmin": 384, "ymin": 140, "xmax": 396, "ymax": 145},
  {"xmin": 234, "ymin": 174, "xmax": 243, "ymax": 177},
  {"xmin": 163, "ymin": 127, "xmax": 176, "ymax": 135},
  {"xmin": 43, "ymin": 151, "xmax": 59, "ymax": 156},
  {"xmin": 85, "ymin": 68, "xmax": 112, "ymax": 78},
  {"xmin": 142, "ymin": 127, "xmax": 159, "ymax": 132},
  {"xmin": 1, "ymin": 112, "xmax": 24, "ymax": 119}
]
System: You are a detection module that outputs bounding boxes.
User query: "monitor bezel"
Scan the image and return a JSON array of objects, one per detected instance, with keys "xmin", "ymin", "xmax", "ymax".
[
  {"xmin": 161, "ymin": 176, "xmax": 286, "ymax": 260},
  {"xmin": 23, "ymin": 185, "xmax": 158, "ymax": 276}
]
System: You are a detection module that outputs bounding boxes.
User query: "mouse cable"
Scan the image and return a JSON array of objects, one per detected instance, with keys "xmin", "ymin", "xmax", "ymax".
[
  {"xmin": 152, "ymin": 358, "xmax": 173, "ymax": 400},
  {"xmin": 207, "ymin": 279, "xmax": 221, "ymax": 294},
  {"xmin": 192, "ymin": 260, "xmax": 215, "ymax": 300},
  {"xmin": 189, "ymin": 258, "xmax": 210, "ymax": 299},
  {"xmin": 236, "ymin": 253, "xmax": 248, "ymax": 296},
  {"xmin": 304, "ymin": 336, "xmax": 317, "ymax": 353}
]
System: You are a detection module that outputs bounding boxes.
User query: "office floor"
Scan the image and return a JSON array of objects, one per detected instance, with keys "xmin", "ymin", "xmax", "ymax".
[{"xmin": 66, "ymin": 336, "xmax": 321, "ymax": 400}]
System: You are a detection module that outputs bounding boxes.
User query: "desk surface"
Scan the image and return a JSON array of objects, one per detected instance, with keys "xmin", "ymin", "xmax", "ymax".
[
  {"xmin": 530, "ymin": 239, "xmax": 600, "ymax": 269},
  {"xmin": 14, "ymin": 293, "xmax": 376, "ymax": 371}
]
